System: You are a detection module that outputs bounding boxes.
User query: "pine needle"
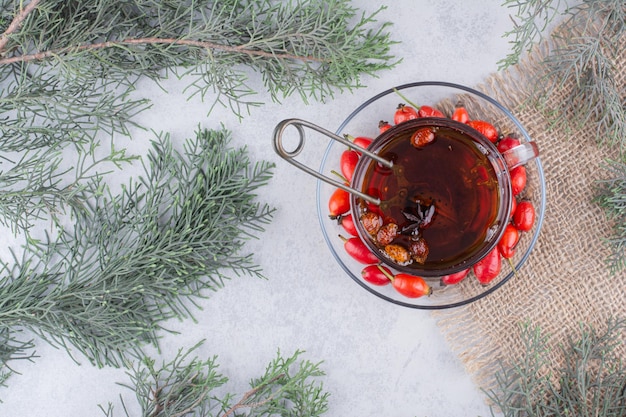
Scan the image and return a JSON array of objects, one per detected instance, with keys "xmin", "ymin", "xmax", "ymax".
[
  {"xmin": 595, "ymin": 160, "xmax": 626, "ymax": 273},
  {"xmin": 501, "ymin": 0, "xmax": 626, "ymax": 152},
  {"xmin": 486, "ymin": 317, "xmax": 626, "ymax": 417},
  {"xmin": 0, "ymin": 127, "xmax": 275, "ymax": 373},
  {"xmin": 0, "ymin": 0, "xmax": 397, "ymax": 397},
  {"xmin": 99, "ymin": 344, "xmax": 328, "ymax": 417},
  {"xmin": 501, "ymin": 0, "xmax": 626, "ymax": 269}
]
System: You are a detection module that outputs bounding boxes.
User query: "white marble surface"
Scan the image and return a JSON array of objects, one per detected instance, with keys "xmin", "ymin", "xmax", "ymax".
[{"xmin": 1, "ymin": 1, "xmax": 546, "ymax": 415}]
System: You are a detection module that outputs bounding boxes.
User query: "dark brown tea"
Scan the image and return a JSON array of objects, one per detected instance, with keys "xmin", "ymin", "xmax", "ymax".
[{"xmin": 355, "ymin": 123, "xmax": 502, "ymax": 272}]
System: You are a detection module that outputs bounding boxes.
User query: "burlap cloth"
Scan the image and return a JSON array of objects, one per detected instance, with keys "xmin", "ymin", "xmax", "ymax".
[{"xmin": 434, "ymin": 27, "xmax": 626, "ymax": 392}]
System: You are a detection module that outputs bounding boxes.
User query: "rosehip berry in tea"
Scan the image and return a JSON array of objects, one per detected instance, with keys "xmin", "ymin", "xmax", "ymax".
[
  {"xmin": 355, "ymin": 123, "xmax": 504, "ymax": 272},
  {"xmin": 384, "ymin": 243, "xmax": 411, "ymax": 264},
  {"xmin": 410, "ymin": 127, "xmax": 435, "ymax": 148},
  {"xmin": 408, "ymin": 237, "xmax": 429, "ymax": 264},
  {"xmin": 376, "ymin": 223, "xmax": 399, "ymax": 246},
  {"xmin": 360, "ymin": 211, "xmax": 382, "ymax": 235}
]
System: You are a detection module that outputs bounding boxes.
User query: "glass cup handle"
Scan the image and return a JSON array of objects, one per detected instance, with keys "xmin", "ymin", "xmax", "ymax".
[
  {"xmin": 502, "ymin": 141, "xmax": 539, "ymax": 170},
  {"xmin": 272, "ymin": 118, "xmax": 392, "ymax": 205}
]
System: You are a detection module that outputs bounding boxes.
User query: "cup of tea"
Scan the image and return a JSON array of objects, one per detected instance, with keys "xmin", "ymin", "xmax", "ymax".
[
  {"xmin": 274, "ymin": 116, "xmax": 538, "ymax": 277},
  {"xmin": 350, "ymin": 117, "xmax": 538, "ymax": 276},
  {"xmin": 272, "ymin": 81, "xmax": 545, "ymax": 308}
]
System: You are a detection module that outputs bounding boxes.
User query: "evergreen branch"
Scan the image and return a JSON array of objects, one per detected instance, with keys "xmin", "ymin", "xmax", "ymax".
[
  {"xmin": 503, "ymin": 0, "xmax": 626, "ymax": 151},
  {"xmin": 0, "ymin": 0, "xmax": 40, "ymax": 53},
  {"xmin": 0, "ymin": 140, "xmax": 136, "ymax": 234},
  {"xmin": 101, "ymin": 344, "xmax": 328, "ymax": 417},
  {"xmin": 0, "ymin": 63, "xmax": 150, "ymax": 151},
  {"xmin": 502, "ymin": 1, "xmax": 626, "ymax": 270},
  {"xmin": 221, "ymin": 374, "xmax": 285, "ymax": 416},
  {"xmin": 499, "ymin": 0, "xmax": 566, "ymax": 69},
  {"xmin": 0, "ymin": 0, "xmax": 399, "ymax": 115},
  {"xmin": 102, "ymin": 342, "xmax": 230, "ymax": 417},
  {"xmin": 0, "ymin": 36, "xmax": 329, "ymax": 66},
  {"xmin": 486, "ymin": 317, "xmax": 626, "ymax": 417},
  {"xmin": 595, "ymin": 160, "xmax": 626, "ymax": 273},
  {"xmin": 0, "ymin": 0, "xmax": 398, "ymax": 238},
  {"xmin": 537, "ymin": 31, "xmax": 625, "ymax": 150},
  {"xmin": 233, "ymin": 351, "xmax": 329, "ymax": 416},
  {"xmin": 488, "ymin": 322, "xmax": 552, "ymax": 415},
  {"xmin": 0, "ymin": 127, "xmax": 275, "ymax": 370},
  {"xmin": 0, "ymin": 328, "xmax": 37, "ymax": 389},
  {"xmin": 0, "ymin": 0, "xmax": 398, "ymax": 396}
]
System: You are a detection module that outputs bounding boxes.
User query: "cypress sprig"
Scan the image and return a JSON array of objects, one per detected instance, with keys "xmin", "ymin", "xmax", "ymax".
[
  {"xmin": 486, "ymin": 317, "xmax": 626, "ymax": 417},
  {"xmin": 500, "ymin": 0, "xmax": 626, "ymax": 152},
  {"xmin": 0, "ymin": 0, "xmax": 398, "ymax": 237},
  {"xmin": 100, "ymin": 343, "xmax": 328, "ymax": 417},
  {"xmin": 0, "ymin": 127, "xmax": 275, "ymax": 372},
  {"xmin": 0, "ymin": 0, "xmax": 398, "ymax": 403},
  {"xmin": 595, "ymin": 160, "xmax": 626, "ymax": 273},
  {"xmin": 0, "ymin": 139, "xmax": 136, "ymax": 234},
  {"xmin": 499, "ymin": 0, "xmax": 567, "ymax": 70},
  {"xmin": 501, "ymin": 0, "xmax": 626, "ymax": 269},
  {"xmin": 0, "ymin": 0, "xmax": 399, "ymax": 116}
]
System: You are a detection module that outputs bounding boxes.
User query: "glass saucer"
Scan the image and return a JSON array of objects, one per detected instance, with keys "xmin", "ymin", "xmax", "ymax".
[{"xmin": 315, "ymin": 81, "xmax": 545, "ymax": 309}]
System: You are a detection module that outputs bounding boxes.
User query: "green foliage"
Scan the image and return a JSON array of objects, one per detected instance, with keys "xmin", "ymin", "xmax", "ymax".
[
  {"xmin": 100, "ymin": 344, "xmax": 328, "ymax": 417},
  {"xmin": 240, "ymin": 350, "xmax": 329, "ymax": 416},
  {"xmin": 0, "ymin": 0, "xmax": 398, "ymax": 390},
  {"xmin": 0, "ymin": 0, "xmax": 398, "ymax": 117},
  {"xmin": 0, "ymin": 139, "xmax": 137, "ymax": 234},
  {"xmin": 499, "ymin": 0, "xmax": 567, "ymax": 69},
  {"xmin": 486, "ymin": 318, "xmax": 626, "ymax": 417},
  {"xmin": 0, "ymin": 127, "xmax": 275, "ymax": 376},
  {"xmin": 501, "ymin": 0, "xmax": 626, "ymax": 269},
  {"xmin": 595, "ymin": 160, "xmax": 626, "ymax": 273},
  {"xmin": 0, "ymin": 329, "xmax": 36, "ymax": 388},
  {"xmin": 0, "ymin": 0, "xmax": 398, "ymax": 236},
  {"xmin": 501, "ymin": 0, "xmax": 625, "ymax": 152},
  {"xmin": 538, "ymin": 3, "xmax": 626, "ymax": 151}
]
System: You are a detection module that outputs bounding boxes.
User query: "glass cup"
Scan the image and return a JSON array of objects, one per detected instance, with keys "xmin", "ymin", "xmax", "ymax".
[
  {"xmin": 349, "ymin": 117, "xmax": 537, "ymax": 277},
  {"xmin": 272, "ymin": 81, "xmax": 545, "ymax": 309},
  {"xmin": 274, "ymin": 117, "xmax": 538, "ymax": 277}
]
